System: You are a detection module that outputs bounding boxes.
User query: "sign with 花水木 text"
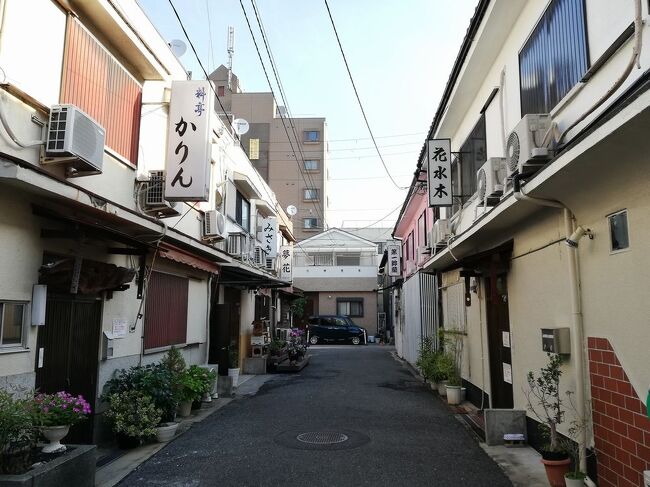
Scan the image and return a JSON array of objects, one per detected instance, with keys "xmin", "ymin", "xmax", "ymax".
[
  {"xmin": 165, "ymin": 80, "xmax": 213, "ymax": 201},
  {"xmin": 427, "ymin": 138, "xmax": 452, "ymax": 207}
]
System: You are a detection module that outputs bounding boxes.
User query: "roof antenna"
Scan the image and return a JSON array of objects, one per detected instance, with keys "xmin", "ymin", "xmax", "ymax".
[{"xmin": 227, "ymin": 26, "xmax": 235, "ymax": 90}]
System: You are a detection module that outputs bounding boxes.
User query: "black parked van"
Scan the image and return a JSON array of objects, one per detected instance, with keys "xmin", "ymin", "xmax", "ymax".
[{"xmin": 306, "ymin": 316, "xmax": 367, "ymax": 345}]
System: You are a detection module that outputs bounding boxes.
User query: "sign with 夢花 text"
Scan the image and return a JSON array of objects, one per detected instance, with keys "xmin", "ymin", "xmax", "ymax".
[
  {"xmin": 165, "ymin": 80, "xmax": 214, "ymax": 201},
  {"xmin": 259, "ymin": 217, "xmax": 278, "ymax": 258},
  {"xmin": 280, "ymin": 245, "xmax": 293, "ymax": 281},
  {"xmin": 387, "ymin": 243, "xmax": 401, "ymax": 277},
  {"xmin": 427, "ymin": 138, "xmax": 452, "ymax": 207}
]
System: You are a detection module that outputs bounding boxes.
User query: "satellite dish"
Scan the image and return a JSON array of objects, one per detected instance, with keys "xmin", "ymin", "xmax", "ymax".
[
  {"xmin": 286, "ymin": 205, "xmax": 297, "ymax": 216},
  {"xmin": 233, "ymin": 118, "xmax": 250, "ymax": 135},
  {"xmin": 168, "ymin": 39, "xmax": 187, "ymax": 57}
]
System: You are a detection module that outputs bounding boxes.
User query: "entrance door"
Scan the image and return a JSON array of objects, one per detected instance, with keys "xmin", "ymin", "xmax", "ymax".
[
  {"xmin": 208, "ymin": 287, "xmax": 240, "ymax": 374},
  {"xmin": 35, "ymin": 294, "xmax": 102, "ymax": 443},
  {"xmin": 485, "ymin": 274, "xmax": 514, "ymax": 408}
]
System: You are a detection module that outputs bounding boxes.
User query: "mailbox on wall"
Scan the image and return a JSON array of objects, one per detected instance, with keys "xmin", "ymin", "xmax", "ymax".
[{"xmin": 541, "ymin": 328, "xmax": 571, "ymax": 354}]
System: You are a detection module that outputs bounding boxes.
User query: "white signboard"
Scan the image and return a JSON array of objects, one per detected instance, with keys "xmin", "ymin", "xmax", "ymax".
[
  {"xmin": 259, "ymin": 217, "xmax": 278, "ymax": 258},
  {"xmin": 502, "ymin": 331, "xmax": 510, "ymax": 348},
  {"xmin": 112, "ymin": 319, "xmax": 128, "ymax": 338},
  {"xmin": 280, "ymin": 245, "xmax": 293, "ymax": 281},
  {"xmin": 427, "ymin": 138, "xmax": 452, "ymax": 207},
  {"xmin": 165, "ymin": 80, "xmax": 213, "ymax": 201},
  {"xmin": 387, "ymin": 243, "xmax": 401, "ymax": 277},
  {"xmin": 503, "ymin": 362, "xmax": 512, "ymax": 384}
]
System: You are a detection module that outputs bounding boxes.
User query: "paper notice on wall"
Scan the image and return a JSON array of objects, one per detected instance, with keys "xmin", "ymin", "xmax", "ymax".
[
  {"xmin": 112, "ymin": 319, "xmax": 128, "ymax": 338},
  {"xmin": 502, "ymin": 331, "xmax": 510, "ymax": 348},
  {"xmin": 503, "ymin": 362, "xmax": 512, "ymax": 384}
]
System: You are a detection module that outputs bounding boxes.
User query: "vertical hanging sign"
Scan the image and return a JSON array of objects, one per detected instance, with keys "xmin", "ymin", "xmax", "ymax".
[
  {"xmin": 427, "ymin": 139, "xmax": 452, "ymax": 207},
  {"xmin": 280, "ymin": 245, "xmax": 293, "ymax": 281},
  {"xmin": 387, "ymin": 243, "xmax": 401, "ymax": 277},
  {"xmin": 259, "ymin": 217, "xmax": 278, "ymax": 258},
  {"xmin": 165, "ymin": 80, "xmax": 214, "ymax": 201}
]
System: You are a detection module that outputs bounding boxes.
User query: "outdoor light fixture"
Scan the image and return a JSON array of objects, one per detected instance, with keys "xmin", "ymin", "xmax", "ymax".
[{"xmin": 565, "ymin": 226, "xmax": 593, "ymax": 248}]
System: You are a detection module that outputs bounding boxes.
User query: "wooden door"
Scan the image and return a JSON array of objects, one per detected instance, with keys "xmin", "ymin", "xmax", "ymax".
[
  {"xmin": 35, "ymin": 294, "xmax": 102, "ymax": 443},
  {"xmin": 485, "ymin": 274, "xmax": 514, "ymax": 408},
  {"xmin": 209, "ymin": 287, "xmax": 240, "ymax": 374}
]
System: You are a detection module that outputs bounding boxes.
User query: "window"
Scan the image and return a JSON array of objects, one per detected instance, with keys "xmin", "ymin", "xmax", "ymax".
[
  {"xmin": 304, "ymin": 159, "xmax": 319, "ymax": 171},
  {"xmin": 337, "ymin": 298, "xmax": 364, "ymax": 317},
  {"xmin": 303, "ymin": 218, "xmax": 319, "ymax": 229},
  {"xmin": 0, "ymin": 302, "xmax": 25, "ymax": 348},
  {"xmin": 217, "ymin": 85, "xmax": 225, "ymax": 97},
  {"xmin": 336, "ymin": 254, "xmax": 360, "ymax": 266},
  {"xmin": 519, "ymin": 0, "xmax": 588, "ymax": 115},
  {"xmin": 458, "ymin": 115, "xmax": 487, "ymax": 204},
  {"xmin": 236, "ymin": 191, "xmax": 250, "ymax": 232},
  {"xmin": 608, "ymin": 210, "xmax": 629, "ymax": 252},
  {"xmin": 143, "ymin": 272, "xmax": 188, "ymax": 350},
  {"xmin": 304, "ymin": 130, "xmax": 320, "ymax": 143},
  {"xmin": 408, "ymin": 232, "xmax": 414, "ymax": 262},
  {"xmin": 418, "ymin": 212, "xmax": 426, "ymax": 247},
  {"xmin": 304, "ymin": 188, "xmax": 319, "ymax": 200},
  {"xmin": 249, "ymin": 138, "xmax": 260, "ymax": 160},
  {"xmin": 61, "ymin": 18, "xmax": 142, "ymax": 165},
  {"xmin": 312, "ymin": 253, "xmax": 333, "ymax": 266}
]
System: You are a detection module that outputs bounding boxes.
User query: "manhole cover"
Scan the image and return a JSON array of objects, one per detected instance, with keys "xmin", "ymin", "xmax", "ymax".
[{"xmin": 296, "ymin": 432, "xmax": 349, "ymax": 445}]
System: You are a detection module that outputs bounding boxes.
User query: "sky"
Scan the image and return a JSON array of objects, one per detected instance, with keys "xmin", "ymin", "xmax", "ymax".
[{"xmin": 138, "ymin": 0, "xmax": 477, "ymax": 229}]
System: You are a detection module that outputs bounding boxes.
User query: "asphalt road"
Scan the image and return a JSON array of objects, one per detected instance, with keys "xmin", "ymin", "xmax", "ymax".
[{"xmin": 119, "ymin": 345, "xmax": 512, "ymax": 487}]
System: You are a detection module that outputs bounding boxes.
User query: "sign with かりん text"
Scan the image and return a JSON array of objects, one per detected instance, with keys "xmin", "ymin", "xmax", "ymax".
[
  {"xmin": 427, "ymin": 139, "xmax": 452, "ymax": 207},
  {"xmin": 165, "ymin": 80, "xmax": 213, "ymax": 201}
]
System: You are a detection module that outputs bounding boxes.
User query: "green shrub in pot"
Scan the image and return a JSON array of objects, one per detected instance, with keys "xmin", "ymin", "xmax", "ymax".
[
  {"xmin": 0, "ymin": 390, "xmax": 36, "ymax": 474},
  {"xmin": 104, "ymin": 390, "xmax": 161, "ymax": 444}
]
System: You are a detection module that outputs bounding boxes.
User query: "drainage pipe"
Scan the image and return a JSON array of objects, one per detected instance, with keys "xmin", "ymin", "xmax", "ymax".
[{"xmin": 513, "ymin": 174, "xmax": 587, "ymax": 473}]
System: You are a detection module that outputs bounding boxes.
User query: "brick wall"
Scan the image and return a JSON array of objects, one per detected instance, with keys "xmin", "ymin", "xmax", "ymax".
[{"xmin": 588, "ymin": 337, "xmax": 649, "ymax": 487}]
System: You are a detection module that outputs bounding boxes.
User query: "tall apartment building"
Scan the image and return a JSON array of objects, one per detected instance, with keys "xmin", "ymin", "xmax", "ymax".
[{"xmin": 209, "ymin": 65, "xmax": 328, "ymax": 241}]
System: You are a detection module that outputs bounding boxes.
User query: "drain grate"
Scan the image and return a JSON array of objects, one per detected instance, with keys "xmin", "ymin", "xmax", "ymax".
[{"xmin": 296, "ymin": 432, "xmax": 349, "ymax": 445}]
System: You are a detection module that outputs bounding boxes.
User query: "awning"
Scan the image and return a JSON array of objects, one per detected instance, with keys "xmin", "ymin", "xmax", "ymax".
[
  {"xmin": 254, "ymin": 199, "xmax": 276, "ymax": 217},
  {"xmin": 158, "ymin": 243, "xmax": 220, "ymax": 274},
  {"xmin": 39, "ymin": 258, "xmax": 136, "ymax": 294},
  {"xmin": 233, "ymin": 171, "xmax": 262, "ymax": 199},
  {"xmin": 219, "ymin": 261, "xmax": 291, "ymax": 288}
]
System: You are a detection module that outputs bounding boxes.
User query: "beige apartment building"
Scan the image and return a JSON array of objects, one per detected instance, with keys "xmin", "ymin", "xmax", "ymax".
[{"xmin": 210, "ymin": 65, "xmax": 328, "ymax": 241}]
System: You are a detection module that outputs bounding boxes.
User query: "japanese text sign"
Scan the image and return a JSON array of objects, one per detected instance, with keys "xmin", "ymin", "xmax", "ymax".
[
  {"xmin": 427, "ymin": 138, "xmax": 452, "ymax": 207},
  {"xmin": 165, "ymin": 80, "xmax": 214, "ymax": 201},
  {"xmin": 258, "ymin": 217, "xmax": 278, "ymax": 258},
  {"xmin": 280, "ymin": 245, "xmax": 293, "ymax": 281},
  {"xmin": 387, "ymin": 243, "xmax": 401, "ymax": 277}
]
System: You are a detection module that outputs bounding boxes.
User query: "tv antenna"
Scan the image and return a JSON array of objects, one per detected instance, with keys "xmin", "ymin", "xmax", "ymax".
[{"xmin": 227, "ymin": 26, "xmax": 235, "ymax": 90}]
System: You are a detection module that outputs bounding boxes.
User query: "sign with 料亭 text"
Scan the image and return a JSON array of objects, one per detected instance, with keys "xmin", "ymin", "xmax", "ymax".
[
  {"xmin": 427, "ymin": 138, "xmax": 452, "ymax": 207},
  {"xmin": 280, "ymin": 245, "xmax": 293, "ymax": 281},
  {"xmin": 387, "ymin": 243, "xmax": 401, "ymax": 277},
  {"xmin": 165, "ymin": 80, "xmax": 213, "ymax": 201},
  {"xmin": 259, "ymin": 217, "xmax": 278, "ymax": 258}
]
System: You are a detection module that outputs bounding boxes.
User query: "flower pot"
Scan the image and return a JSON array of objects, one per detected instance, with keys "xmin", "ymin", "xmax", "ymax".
[
  {"xmin": 541, "ymin": 457, "xmax": 571, "ymax": 487},
  {"xmin": 202, "ymin": 392, "xmax": 212, "ymax": 403},
  {"xmin": 41, "ymin": 425, "xmax": 70, "ymax": 453},
  {"xmin": 564, "ymin": 473, "xmax": 586, "ymax": 487},
  {"xmin": 116, "ymin": 433, "xmax": 141, "ymax": 449},
  {"xmin": 438, "ymin": 380, "xmax": 449, "ymax": 396},
  {"xmin": 177, "ymin": 400, "xmax": 192, "ymax": 417},
  {"xmin": 430, "ymin": 382, "xmax": 438, "ymax": 392},
  {"xmin": 156, "ymin": 422, "xmax": 179, "ymax": 442},
  {"xmin": 446, "ymin": 385, "xmax": 464, "ymax": 405},
  {"xmin": 228, "ymin": 367, "xmax": 240, "ymax": 387}
]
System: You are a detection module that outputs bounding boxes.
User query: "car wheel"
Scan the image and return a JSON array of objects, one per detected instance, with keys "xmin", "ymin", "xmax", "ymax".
[
  {"xmin": 309, "ymin": 335, "xmax": 319, "ymax": 345},
  {"xmin": 351, "ymin": 336, "xmax": 361, "ymax": 345}
]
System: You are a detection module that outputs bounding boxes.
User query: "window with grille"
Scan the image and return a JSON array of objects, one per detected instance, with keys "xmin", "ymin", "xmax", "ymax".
[
  {"xmin": 336, "ymin": 254, "xmax": 360, "ymax": 266},
  {"xmin": 311, "ymin": 253, "xmax": 333, "ymax": 266},
  {"xmin": 337, "ymin": 298, "xmax": 364, "ymax": 317},
  {"xmin": 0, "ymin": 302, "xmax": 25, "ymax": 348},
  {"xmin": 519, "ymin": 0, "xmax": 588, "ymax": 116},
  {"xmin": 304, "ymin": 188, "xmax": 319, "ymax": 200}
]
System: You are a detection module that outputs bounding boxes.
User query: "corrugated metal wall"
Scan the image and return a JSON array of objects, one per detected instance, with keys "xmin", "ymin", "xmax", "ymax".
[
  {"xmin": 60, "ymin": 17, "xmax": 142, "ymax": 164},
  {"xmin": 144, "ymin": 271, "xmax": 188, "ymax": 350},
  {"xmin": 519, "ymin": 0, "xmax": 588, "ymax": 115},
  {"xmin": 400, "ymin": 272, "xmax": 438, "ymax": 366}
]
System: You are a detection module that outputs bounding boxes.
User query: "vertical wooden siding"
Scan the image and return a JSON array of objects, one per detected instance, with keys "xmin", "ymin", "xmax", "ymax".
[
  {"xmin": 60, "ymin": 17, "xmax": 142, "ymax": 165},
  {"xmin": 144, "ymin": 272, "xmax": 188, "ymax": 350}
]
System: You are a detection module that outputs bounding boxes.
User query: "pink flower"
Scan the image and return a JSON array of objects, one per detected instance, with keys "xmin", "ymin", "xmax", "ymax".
[{"xmin": 43, "ymin": 407, "xmax": 49, "ymax": 413}]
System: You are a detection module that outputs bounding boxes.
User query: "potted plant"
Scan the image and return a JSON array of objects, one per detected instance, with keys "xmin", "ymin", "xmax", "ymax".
[
  {"xmin": 105, "ymin": 390, "xmax": 161, "ymax": 449},
  {"xmin": 416, "ymin": 337, "xmax": 438, "ymax": 390},
  {"xmin": 177, "ymin": 369, "xmax": 205, "ymax": 417},
  {"xmin": 525, "ymin": 353, "xmax": 570, "ymax": 487},
  {"xmin": 228, "ymin": 345, "xmax": 240, "ymax": 387},
  {"xmin": 435, "ymin": 352, "xmax": 452, "ymax": 396},
  {"xmin": 33, "ymin": 391, "xmax": 91, "ymax": 453},
  {"xmin": 185, "ymin": 365, "xmax": 216, "ymax": 410},
  {"xmin": 560, "ymin": 391, "xmax": 592, "ymax": 487},
  {"xmin": 0, "ymin": 390, "xmax": 36, "ymax": 474}
]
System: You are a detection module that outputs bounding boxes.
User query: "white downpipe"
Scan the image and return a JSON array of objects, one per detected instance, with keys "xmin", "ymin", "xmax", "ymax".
[{"xmin": 0, "ymin": 91, "xmax": 45, "ymax": 148}]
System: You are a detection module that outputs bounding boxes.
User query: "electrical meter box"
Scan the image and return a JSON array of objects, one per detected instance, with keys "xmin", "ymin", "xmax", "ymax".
[{"xmin": 541, "ymin": 328, "xmax": 570, "ymax": 354}]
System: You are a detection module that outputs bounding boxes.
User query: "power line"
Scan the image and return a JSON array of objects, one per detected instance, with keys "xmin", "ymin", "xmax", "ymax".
[
  {"xmin": 329, "ymin": 174, "xmax": 412, "ymax": 181},
  {"xmin": 327, "ymin": 131, "xmax": 426, "ymax": 143},
  {"xmin": 348, "ymin": 202, "xmax": 403, "ymax": 230},
  {"xmin": 323, "ymin": 0, "xmax": 408, "ymax": 191}
]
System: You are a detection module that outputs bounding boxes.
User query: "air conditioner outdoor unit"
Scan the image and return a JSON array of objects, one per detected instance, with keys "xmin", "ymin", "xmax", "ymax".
[
  {"xmin": 227, "ymin": 233, "xmax": 250, "ymax": 258},
  {"xmin": 44, "ymin": 104, "xmax": 106, "ymax": 176},
  {"xmin": 417, "ymin": 246, "xmax": 432, "ymax": 264},
  {"xmin": 254, "ymin": 246, "xmax": 267, "ymax": 266},
  {"xmin": 432, "ymin": 219, "xmax": 451, "ymax": 247},
  {"xmin": 476, "ymin": 157, "xmax": 507, "ymax": 205},
  {"xmin": 143, "ymin": 171, "xmax": 181, "ymax": 218},
  {"xmin": 506, "ymin": 114, "xmax": 552, "ymax": 177},
  {"xmin": 265, "ymin": 257, "xmax": 276, "ymax": 272},
  {"xmin": 203, "ymin": 210, "xmax": 227, "ymax": 240}
]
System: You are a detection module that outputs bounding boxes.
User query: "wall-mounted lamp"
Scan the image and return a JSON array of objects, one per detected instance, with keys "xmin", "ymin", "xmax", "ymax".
[
  {"xmin": 31, "ymin": 285, "xmax": 47, "ymax": 326},
  {"xmin": 565, "ymin": 226, "xmax": 594, "ymax": 248}
]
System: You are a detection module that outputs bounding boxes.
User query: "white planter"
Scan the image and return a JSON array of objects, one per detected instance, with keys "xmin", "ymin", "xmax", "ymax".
[
  {"xmin": 446, "ymin": 385, "xmax": 466, "ymax": 405},
  {"xmin": 438, "ymin": 380, "xmax": 449, "ymax": 396},
  {"xmin": 564, "ymin": 474, "xmax": 586, "ymax": 487},
  {"xmin": 430, "ymin": 382, "xmax": 438, "ymax": 392},
  {"xmin": 156, "ymin": 422, "xmax": 179, "ymax": 442},
  {"xmin": 177, "ymin": 400, "xmax": 192, "ymax": 417},
  {"xmin": 41, "ymin": 425, "xmax": 70, "ymax": 453},
  {"xmin": 228, "ymin": 367, "xmax": 240, "ymax": 387},
  {"xmin": 202, "ymin": 392, "xmax": 212, "ymax": 403}
]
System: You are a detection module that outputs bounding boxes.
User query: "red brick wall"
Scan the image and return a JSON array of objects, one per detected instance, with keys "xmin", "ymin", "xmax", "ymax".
[{"xmin": 588, "ymin": 337, "xmax": 649, "ymax": 487}]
